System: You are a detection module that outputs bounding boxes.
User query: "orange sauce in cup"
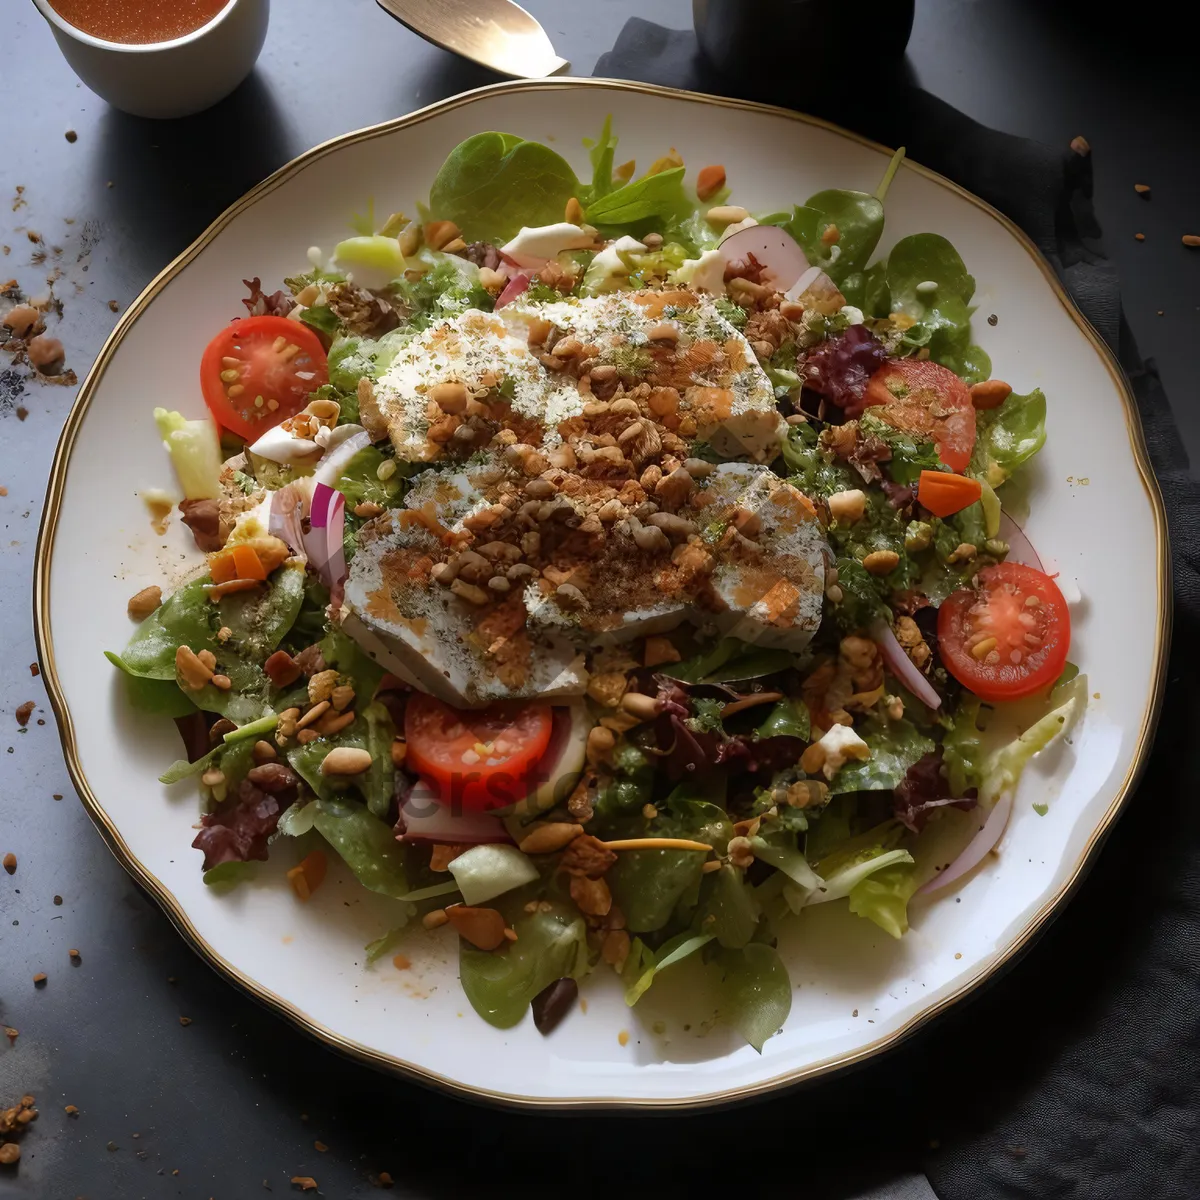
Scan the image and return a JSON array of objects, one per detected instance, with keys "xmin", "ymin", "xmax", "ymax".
[{"xmin": 49, "ymin": 0, "xmax": 229, "ymax": 45}]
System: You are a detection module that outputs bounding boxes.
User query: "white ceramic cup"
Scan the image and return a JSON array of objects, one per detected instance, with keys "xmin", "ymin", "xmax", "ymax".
[{"xmin": 31, "ymin": 0, "xmax": 270, "ymax": 120}]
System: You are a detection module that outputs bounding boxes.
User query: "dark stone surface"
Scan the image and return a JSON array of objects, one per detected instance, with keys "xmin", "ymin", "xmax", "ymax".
[{"xmin": 1, "ymin": 1, "xmax": 1197, "ymax": 1196}]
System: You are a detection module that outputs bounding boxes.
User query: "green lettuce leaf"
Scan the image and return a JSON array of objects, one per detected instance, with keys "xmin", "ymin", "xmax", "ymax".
[
  {"xmin": 218, "ymin": 561, "xmax": 306, "ymax": 663},
  {"xmin": 829, "ymin": 718, "xmax": 935, "ymax": 794},
  {"xmin": 360, "ymin": 700, "xmax": 397, "ymax": 819},
  {"xmin": 665, "ymin": 638, "xmax": 795, "ymax": 685},
  {"xmin": 606, "ymin": 793, "xmax": 732, "ymax": 933},
  {"xmin": 848, "ymin": 861, "xmax": 921, "ymax": 938},
  {"xmin": 696, "ymin": 864, "xmax": 761, "ymax": 949},
  {"xmin": 755, "ymin": 697, "xmax": 810, "ymax": 742},
  {"xmin": 459, "ymin": 903, "xmax": 590, "ymax": 1028},
  {"xmin": 943, "ymin": 695, "xmax": 985, "ymax": 796},
  {"xmin": 333, "ymin": 446, "xmax": 405, "ymax": 510},
  {"xmin": 716, "ymin": 943, "xmax": 792, "ymax": 1052},
  {"xmin": 107, "ymin": 661, "xmax": 196, "ymax": 718},
  {"xmin": 750, "ymin": 830, "xmax": 822, "ymax": 902},
  {"xmin": 979, "ymin": 673, "xmax": 1087, "ymax": 806},
  {"xmin": 580, "ymin": 115, "xmax": 618, "ymax": 202},
  {"xmin": 585, "ymin": 167, "xmax": 691, "ymax": 230},
  {"xmin": 110, "ymin": 576, "xmax": 216, "ymax": 679},
  {"xmin": 391, "ymin": 257, "xmax": 493, "ymax": 332},
  {"xmin": 885, "ymin": 233, "xmax": 990, "ymax": 383},
  {"xmin": 811, "ymin": 822, "xmax": 913, "ymax": 905},
  {"xmin": 428, "ymin": 132, "xmax": 579, "ymax": 243},
  {"xmin": 621, "ymin": 931, "xmax": 713, "ymax": 1006},
  {"xmin": 969, "ymin": 389, "xmax": 1048, "ymax": 487}
]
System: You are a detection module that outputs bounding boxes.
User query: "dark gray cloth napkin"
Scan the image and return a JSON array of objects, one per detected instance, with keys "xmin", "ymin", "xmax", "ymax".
[{"xmin": 590, "ymin": 20, "xmax": 1200, "ymax": 1200}]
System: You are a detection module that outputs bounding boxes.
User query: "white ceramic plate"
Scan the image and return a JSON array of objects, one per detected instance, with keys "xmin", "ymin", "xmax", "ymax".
[{"xmin": 35, "ymin": 79, "xmax": 1168, "ymax": 1108}]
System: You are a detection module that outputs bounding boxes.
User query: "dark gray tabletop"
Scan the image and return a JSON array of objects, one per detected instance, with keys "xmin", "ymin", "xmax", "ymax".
[{"xmin": 2, "ymin": 2, "xmax": 1197, "ymax": 1197}]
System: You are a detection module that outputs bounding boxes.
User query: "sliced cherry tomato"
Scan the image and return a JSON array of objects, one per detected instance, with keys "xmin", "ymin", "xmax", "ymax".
[
  {"xmin": 404, "ymin": 693, "xmax": 554, "ymax": 813},
  {"xmin": 863, "ymin": 358, "xmax": 976, "ymax": 473},
  {"xmin": 200, "ymin": 315, "xmax": 328, "ymax": 441},
  {"xmin": 938, "ymin": 562, "xmax": 1070, "ymax": 702}
]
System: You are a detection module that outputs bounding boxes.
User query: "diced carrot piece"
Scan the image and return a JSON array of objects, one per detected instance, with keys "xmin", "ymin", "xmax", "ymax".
[
  {"xmin": 287, "ymin": 850, "xmax": 327, "ymax": 902},
  {"xmin": 697, "ymin": 164, "xmax": 726, "ymax": 201},
  {"xmin": 207, "ymin": 549, "xmax": 238, "ymax": 584},
  {"xmin": 229, "ymin": 543, "xmax": 267, "ymax": 581},
  {"xmin": 917, "ymin": 470, "xmax": 982, "ymax": 518}
]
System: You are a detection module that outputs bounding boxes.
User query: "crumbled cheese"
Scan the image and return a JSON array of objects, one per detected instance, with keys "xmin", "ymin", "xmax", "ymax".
[
  {"xmin": 671, "ymin": 248, "xmax": 726, "ymax": 296},
  {"xmin": 841, "ymin": 305, "xmax": 865, "ymax": 325},
  {"xmin": 816, "ymin": 724, "xmax": 871, "ymax": 780}
]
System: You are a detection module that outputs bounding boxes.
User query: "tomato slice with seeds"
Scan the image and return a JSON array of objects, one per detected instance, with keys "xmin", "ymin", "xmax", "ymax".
[
  {"xmin": 938, "ymin": 562, "xmax": 1070, "ymax": 702},
  {"xmin": 200, "ymin": 315, "xmax": 328, "ymax": 442},
  {"xmin": 863, "ymin": 358, "xmax": 976, "ymax": 473},
  {"xmin": 404, "ymin": 693, "xmax": 554, "ymax": 813}
]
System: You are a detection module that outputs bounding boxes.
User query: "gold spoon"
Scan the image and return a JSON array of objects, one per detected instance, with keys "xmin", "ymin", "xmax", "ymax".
[{"xmin": 375, "ymin": 0, "xmax": 569, "ymax": 79}]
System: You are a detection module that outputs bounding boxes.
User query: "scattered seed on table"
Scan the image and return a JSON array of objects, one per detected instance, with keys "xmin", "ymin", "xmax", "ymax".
[
  {"xmin": 52, "ymin": 895, "xmax": 62, "ymax": 905},
  {"xmin": 378, "ymin": 1171, "xmax": 394, "ymax": 1187},
  {"xmin": 1184, "ymin": 235, "xmax": 1200, "ymax": 247},
  {"xmin": 1134, "ymin": 183, "xmax": 1151, "ymax": 196},
  {"xmin": 68, "ymin": 949, "xmax": 80, "ymax": 961},
  {"xmin": 15, "ymin": 702, "xmax": 34, "ymax": 727},
  {"xmin": 106, "ymin": 1141, "xmax": 118, "ymax": 1152},
  {"xmin": 3, "ymin": 1029, "xmax": 16, "ymax": 1045},
  {"xmin": 1135, "ymin": 233, "xmax": 1145, "ymax": 241},
  {"xmin": 52, "ymin": 794, "xmax": 62, "ymax": 801},
  {"xmin": 32, "ymin": 973, "xmax": 46, "ymax": 986},
  {"xmin": 178, "ymin": 1016, "xmax": 192, "ymax": 1026},
  {"xmin": 2, "ymin": 853, "xmax": 14, "ymax": 874},
  {"xmin": 64, "ymin": 1105, "xmax": 78, "ymax": 1116},
  {"xmin": 292, "ymin": 1178, "xmax": 318, "ymax": 1191},
  {"xmin": 64, "ymin": 130, "xmax": 77, "ymax": 143},
  {"xmin": 29, "ymin": 663, "xmax": 38, "ymax": 677},
  {"xmin": 314, "ymin": 1140, "xmax": 328, "ymax": 1152}
]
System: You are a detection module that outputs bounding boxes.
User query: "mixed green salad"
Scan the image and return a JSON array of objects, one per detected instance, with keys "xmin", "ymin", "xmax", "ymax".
[{"xmin": 111, "ymin": 118, "xmax": 1083, "ymax": 1050}]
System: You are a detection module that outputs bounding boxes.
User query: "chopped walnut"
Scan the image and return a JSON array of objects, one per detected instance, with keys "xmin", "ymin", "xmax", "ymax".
[
  {"xmin": 560, "ymin": 834, "xmax": 617, "ymax": 879},
  {"xmin": 569, "ymin": 873, "xmax": 612, "ymax": 917},
  {"xmin": 894, "ymin": 615, "xmax": 932, "ymax": 669},
  {"xmin": 292, "ymin": 644, "xmax": 327, "ymax": 677}
]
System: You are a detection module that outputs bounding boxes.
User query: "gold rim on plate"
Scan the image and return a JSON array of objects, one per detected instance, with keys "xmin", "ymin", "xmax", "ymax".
[{"xmin": 32, "ymin": 77, "xmax": 1171, "ymax": 1110}]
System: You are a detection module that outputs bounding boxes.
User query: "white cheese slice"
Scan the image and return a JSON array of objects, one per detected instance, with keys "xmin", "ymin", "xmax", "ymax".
[
  {"xmin": 671, "ymin": 248, "xmax": 727, "ymax": 296},
  {"xmin": 502, "ymin": 223, "xmax": 594, "ymax": 268}
]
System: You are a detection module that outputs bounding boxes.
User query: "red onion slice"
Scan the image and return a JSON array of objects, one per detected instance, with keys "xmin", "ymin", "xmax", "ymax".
[
  {"xmin": 303, "ymin": 481, "xmax": 347, "ymax": 602},
  {"xmin": 998, "ymin": 512, "xmax": 1044, "ymax": 571},
  {"xmin": 917, "ymin": 790, "xmax": 1013, "ymax": 895},
  {"xmin": 267, "ymin": 483, "xmax": 308, "ymax": 558},
  {"xmin": 495, "ymin": 271, "xmax": 531, "ymax": 308},
  {"xmin": 871, "ymin": 618, "xmax": 942, "ymax": 710},
  {"xmin": 719, "ymin": 225, "xmax": 809, "ymax": 291},
  {"xmin": 398, "ymin": 780, "xmax": 512, "ymax": 844}
]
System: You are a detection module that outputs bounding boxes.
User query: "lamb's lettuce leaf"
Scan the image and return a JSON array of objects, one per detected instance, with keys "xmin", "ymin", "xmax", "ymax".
[
  {"xmin": 428, "ymin": 132, "xmax": 579, "ymax": 243},
  {"xmin": 716, "ymin": 943, "xmax": 792, "ymax": 1052},
  {"xmin": 969, "ymin": 389, "xmax": 1048, "ymax": 487},
  {"xmin": 459, "ymin": 902, "xmax": 590, "ymax": 1028}
]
